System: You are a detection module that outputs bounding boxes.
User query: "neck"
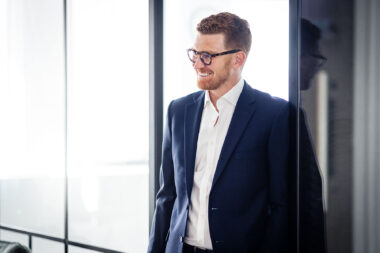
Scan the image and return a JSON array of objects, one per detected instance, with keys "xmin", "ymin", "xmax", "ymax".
[{"xmin": 209, "ymin": 74, "xmax": 241, "ymax": 109}]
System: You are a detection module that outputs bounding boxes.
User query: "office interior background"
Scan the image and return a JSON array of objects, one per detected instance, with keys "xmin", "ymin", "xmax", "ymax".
[{"xmin": 0, "ymin": 0, "xmax": 379, "ymax": 252}]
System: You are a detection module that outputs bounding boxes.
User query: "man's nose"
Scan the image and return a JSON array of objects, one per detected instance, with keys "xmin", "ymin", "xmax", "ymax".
[{"xmin": 193, "ymin": 56, "xmax": 205, "ymax": 69}]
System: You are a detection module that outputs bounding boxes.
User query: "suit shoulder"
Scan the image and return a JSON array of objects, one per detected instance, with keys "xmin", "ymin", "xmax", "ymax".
[
  {"xmin": 253, "ymin": 88, "xmax": 289, "ymax": 110},
  {"xmin": 170, "ymin": 90, "xmax": 204, "ymax": 109}
]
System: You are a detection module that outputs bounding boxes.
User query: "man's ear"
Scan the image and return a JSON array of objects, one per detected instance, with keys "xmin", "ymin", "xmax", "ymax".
[{"xmin": 233, "ymin": 51, "xmax": 247, "ymax": 69}]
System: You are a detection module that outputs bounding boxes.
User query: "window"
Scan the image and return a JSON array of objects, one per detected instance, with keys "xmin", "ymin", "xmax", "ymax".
[{"xmin": 0, "ymin": 0, "xmax": 149, "ymax": 252}]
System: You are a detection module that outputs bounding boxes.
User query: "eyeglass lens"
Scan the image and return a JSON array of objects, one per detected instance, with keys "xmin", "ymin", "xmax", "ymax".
[{"xmin": 188, "ymin": 50, "xmax": 212, "ymax": 65}]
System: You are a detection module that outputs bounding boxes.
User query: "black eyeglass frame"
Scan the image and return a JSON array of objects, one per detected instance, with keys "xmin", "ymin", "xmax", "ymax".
[
  {"xmin": 309, "ymin": 53, "xmax": 328, "ymax": 67},
  {"xmin": 187, "ymin": 48, "xmax": 242, "ymax": 66}
]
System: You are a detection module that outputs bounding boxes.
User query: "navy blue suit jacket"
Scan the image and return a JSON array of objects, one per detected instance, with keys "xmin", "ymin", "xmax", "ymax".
[{"xmin": 148, "ymin": 82, "xmax": 289, "ymax": 253}]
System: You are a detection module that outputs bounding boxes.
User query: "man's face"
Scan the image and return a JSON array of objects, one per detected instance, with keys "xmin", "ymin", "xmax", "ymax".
[
  {"xmin": 300, "ymin": 48, "xmax": 325, "ymax": 90},
  {"xmin": 301, "ymin": 54, "xmax": 319, "ymax": 90},
  {"xmin": 192, "ymin": 33, "xmax": 233, "ymax": 91}
]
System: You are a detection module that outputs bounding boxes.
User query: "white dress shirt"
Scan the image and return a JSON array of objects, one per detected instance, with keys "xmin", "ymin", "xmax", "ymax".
[{"xmin": 184, "ymin": 78, "xmax": 244, "ymax": 249}]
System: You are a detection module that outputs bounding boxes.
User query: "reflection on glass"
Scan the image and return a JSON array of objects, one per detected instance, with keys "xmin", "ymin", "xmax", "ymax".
[
  {"xmin": 67, "ymin": 0, "xmax": 149, "ymax": 252},
  {"xmin": 352, "ymin": 2, "xmax": 380, "ymax": 253},
  {"xmin": 0, "ymin": 0, "xmax": 65, "ymax": 237},
  {"xmin": 300, "ymin": 0, "xmax": 380, "ymax": 252},
  {"xmin": 299, "ymin": 18, "xmax": 327, "ymax": 253}
]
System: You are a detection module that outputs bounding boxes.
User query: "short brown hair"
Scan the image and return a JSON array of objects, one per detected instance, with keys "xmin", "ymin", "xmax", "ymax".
[{"xmin": 196, "ymin": 12, "xmax": 252, "ymax": 54}]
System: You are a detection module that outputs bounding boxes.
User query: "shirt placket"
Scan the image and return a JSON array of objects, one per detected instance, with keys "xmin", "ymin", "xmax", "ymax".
[{"xmin": 196, "ymin": 106, "xmax": 219, "ymax": 243}]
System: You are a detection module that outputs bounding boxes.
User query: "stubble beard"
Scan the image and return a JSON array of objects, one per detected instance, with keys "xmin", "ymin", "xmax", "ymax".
[{"xmin": 196, "ymin": 62, "xmax": 231, "ymax": 91}]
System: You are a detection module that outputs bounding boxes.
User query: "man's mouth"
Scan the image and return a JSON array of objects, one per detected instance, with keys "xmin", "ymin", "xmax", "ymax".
[{"xmin": 198, "ymin": 72, "xmax": 212, "ymax": 78}]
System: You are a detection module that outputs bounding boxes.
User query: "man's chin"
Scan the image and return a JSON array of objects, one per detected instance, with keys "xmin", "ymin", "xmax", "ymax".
[{"xmin": 197, "ymin": 80, "xmax": 217, "ymax": 91}]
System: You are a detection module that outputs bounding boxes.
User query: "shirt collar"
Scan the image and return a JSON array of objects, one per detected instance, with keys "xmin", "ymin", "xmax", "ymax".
[
  {"xmin": 222, "ymin": 78, "xmax": 244, "ymax": 106},
  {"xmin": 204, "ymin": 78, "xmax": 245, "ymax": 107}
]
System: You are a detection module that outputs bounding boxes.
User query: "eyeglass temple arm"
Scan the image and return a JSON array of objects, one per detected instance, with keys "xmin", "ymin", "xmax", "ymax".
[{"xmin": 210, "ymin": 49, "xmax": 241, "ymax": 57}]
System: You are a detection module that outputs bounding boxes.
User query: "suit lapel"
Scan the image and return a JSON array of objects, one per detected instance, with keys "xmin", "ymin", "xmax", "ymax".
[
  {"xmin": 184, "ymin": 92, "xmax": 205, "ymax": 200},
  {"xmin": 211, "ymin": 83, "xmax": 257, "ymax": 189}
]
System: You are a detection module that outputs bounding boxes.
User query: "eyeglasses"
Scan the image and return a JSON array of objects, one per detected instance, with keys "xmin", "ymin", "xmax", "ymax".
[
  {"xmin": 310, "ymin": 53, "xmax": 327, "ymax": 68},
  {"xmin": 187, "ymin": 48, "xmax": 241, "ymax": 66}
]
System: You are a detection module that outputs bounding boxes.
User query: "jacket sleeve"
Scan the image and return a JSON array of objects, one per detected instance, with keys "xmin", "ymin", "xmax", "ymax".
[
  {"xmin": 147, "ymin": 101, "xmax": 177, "ymax": 253},
  {"xmin": 260, "ymin": 102, "xmax": 289, "ymax": 253}
]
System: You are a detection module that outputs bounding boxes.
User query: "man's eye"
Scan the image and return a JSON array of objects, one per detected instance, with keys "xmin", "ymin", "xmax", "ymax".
[{"xmin": 201, "ymin": 54, "xmax": 211, "ymax": 59}]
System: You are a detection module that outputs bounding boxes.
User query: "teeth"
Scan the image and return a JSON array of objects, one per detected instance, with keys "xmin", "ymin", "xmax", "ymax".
[{"xmin": 199, "ymin": 72, "xmax": 211, "ymax": 77}]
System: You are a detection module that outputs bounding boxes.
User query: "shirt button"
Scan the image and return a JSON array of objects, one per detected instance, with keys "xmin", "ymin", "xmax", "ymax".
[{"xmin": 179, "ymin": 236, "xmax": 183, "ymax": 242}]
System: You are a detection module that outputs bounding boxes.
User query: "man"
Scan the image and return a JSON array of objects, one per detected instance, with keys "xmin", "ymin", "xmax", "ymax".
[
  {"xmin": 298, "ymin": 18, "xmax": 327, "ymax": 253},
  {"xmin": 148, "ymin": 12, "xmax": 289, "ymax": 253}
]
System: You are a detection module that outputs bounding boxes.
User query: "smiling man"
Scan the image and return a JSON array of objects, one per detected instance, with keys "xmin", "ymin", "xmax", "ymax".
[{"xmin": 148, "ymin": 12, "xmax": 289, "ymax": 253}]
